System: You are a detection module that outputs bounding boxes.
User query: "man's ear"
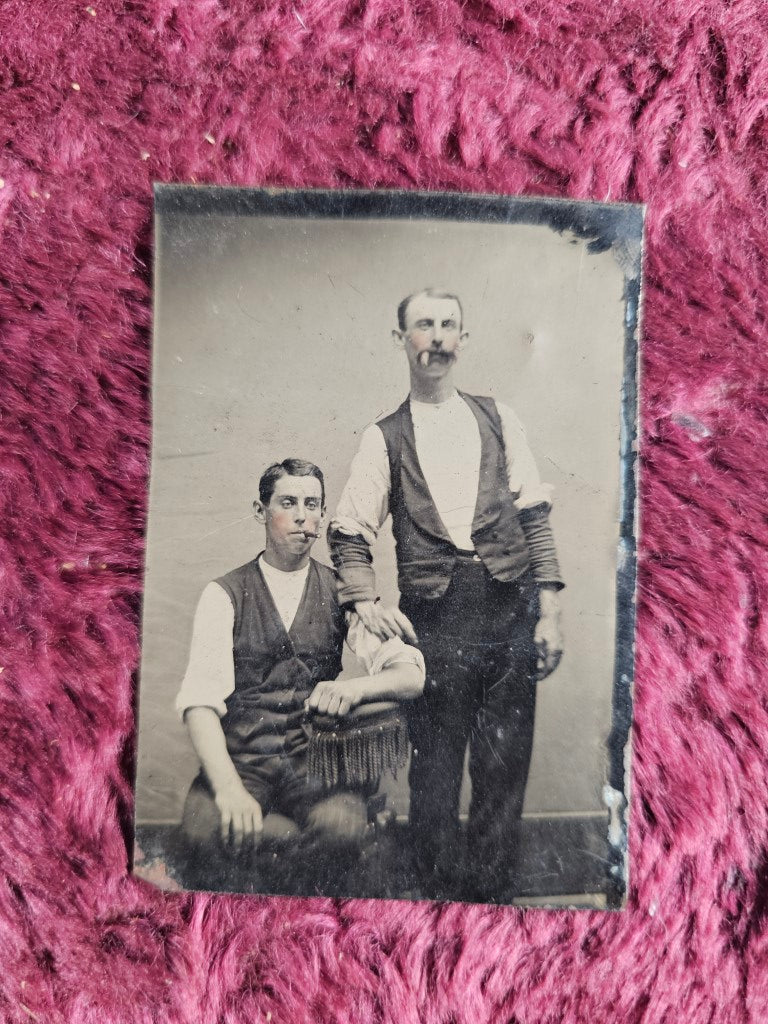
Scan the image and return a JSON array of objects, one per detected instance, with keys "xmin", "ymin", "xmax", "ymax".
[
  {"xmin": 458, "ymin": 330, "xmax": 470, "ymax": 351},
  {"xmin": 253, "ymin": 499, "xmax": 266, "ymax": 524},
  {"xmin": 392, "ymin": 328, "xmax": 406, "ymax": 351}
]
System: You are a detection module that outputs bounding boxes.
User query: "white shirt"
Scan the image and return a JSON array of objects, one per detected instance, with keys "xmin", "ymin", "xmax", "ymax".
[
  {"xmin": 331, "ymin": 392, "xmax": 553, "ymax": 550},
  {"xmin": 175, "ymin": 555, "xmax": 425, "ymax": 717},
  {"xmin": 257, "ymin": 557, "xmax": 310, "ymax": 632}
]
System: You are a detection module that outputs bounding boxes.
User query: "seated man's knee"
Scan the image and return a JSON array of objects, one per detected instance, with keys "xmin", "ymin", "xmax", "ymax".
[
  {"xmin": 261, "ymin": 812, "xmax": 300, "ymax": 845},
  {"xmin": 182, "ymin": 777, "xmax": 295, "ymax": 854},
  {"xmin": 180, "ymin": 777, "xmax": 221, "ymax": 847},
  {"xmin": 305, "ymin": 793, "xmax": 367, "ymax": 850}
]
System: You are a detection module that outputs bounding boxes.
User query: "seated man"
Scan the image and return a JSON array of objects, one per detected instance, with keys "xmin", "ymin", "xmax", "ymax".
[{"xmin": 176, "ymin": 458, "xmax": 425, "ymax": 893}]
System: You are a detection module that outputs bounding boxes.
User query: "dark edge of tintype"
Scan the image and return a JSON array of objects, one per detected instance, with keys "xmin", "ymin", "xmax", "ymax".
[
  {"xmin": 155, "ymin": 182, "xmax": 641, "ymax": 252},
  {"xmin": 605, "ymin": 211, "xmax": 644, "ymax": 910},
  {"xmin": 145, "ymin": 184, "xmax": 644, "ymax": 908}
]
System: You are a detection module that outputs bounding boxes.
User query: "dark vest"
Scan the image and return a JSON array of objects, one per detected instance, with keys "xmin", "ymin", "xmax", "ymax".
[
  {"xmin": 377, "ymin": 393, "xmax": 531, "ymax": 600},
  {"xmin": 216, "ymin": 557, "xmax": 345, "ymax": 773}
]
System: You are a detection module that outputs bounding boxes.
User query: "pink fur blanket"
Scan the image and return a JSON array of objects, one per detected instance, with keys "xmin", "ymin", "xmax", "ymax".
[{"xmin": 1, "ymin": 1, "xmax": 767, "ymax": 1020}]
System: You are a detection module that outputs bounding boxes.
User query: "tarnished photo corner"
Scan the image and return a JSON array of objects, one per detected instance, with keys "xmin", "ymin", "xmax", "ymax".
[{"xmin": 133, "ymin": 187, "xmax": 643, "ymax": 908}]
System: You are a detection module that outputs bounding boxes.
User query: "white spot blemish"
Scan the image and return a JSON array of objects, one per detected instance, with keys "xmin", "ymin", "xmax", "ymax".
[
  {"xmin": 673, "ymin": 414, "xmax": 711, "ymax": 440},
  {"xmin": 603, "ymin": 784, "xmax": 624, "ymax": 848}
]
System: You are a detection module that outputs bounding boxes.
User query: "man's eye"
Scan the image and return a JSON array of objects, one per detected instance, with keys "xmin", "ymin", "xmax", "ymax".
[
  {"xmin": 306, "ymin": 501, "xmax": 320, "ymax": 510},
  {"xmin": 443, "ymin": 320, "xmax": 456, "ymax": 328}
]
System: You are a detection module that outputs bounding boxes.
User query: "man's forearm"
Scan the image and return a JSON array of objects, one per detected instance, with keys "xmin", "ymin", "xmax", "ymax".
[
  {"xmin": 338, "ymin": 663, "xmax": 425, "ymax": 706},
  {"xmin": 538, "ymin": 586, "xmax": 561, "ymax": 617},
  {"xmin": 327, "ymin": 528, "xmax": 378, "ymax": 604},
  {"xmin": 308, "ymin": 662, "xmax": 424, "ymax": 718},
  {"xmin": 184, "ymin": 706, "xmax": 243, "ymax": 795},
  {"xmin": 365, "ymin": 662, "xmax": 424, "ymax": 701}
]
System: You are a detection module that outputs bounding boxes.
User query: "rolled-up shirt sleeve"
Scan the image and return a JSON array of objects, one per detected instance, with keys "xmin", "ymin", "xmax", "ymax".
[
  {"xmin": 175, "ymin": 582, "xmax": 235, "ymax": 719},
  {"xmin": 518, "ymin": 504, "xmax": 564, "ymax": 590},
  {"xmin": 496, "ymin": 402, "xmax": 564, "ymax": 589},
  {"xmin": 328, "ymin": 424, "xmax": 392, "ymax": 604},
  {"xmin": 345, "ymin": 612, "xmax": 426, "ymax": 682}
]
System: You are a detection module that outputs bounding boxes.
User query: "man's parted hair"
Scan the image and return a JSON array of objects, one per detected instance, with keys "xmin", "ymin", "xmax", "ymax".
[
  {"xmin": 397, "ymin": 288, "xmax": 464, "ymax": 332},
  {"xmin": 258, "ymin": 458, "xmax": 326, "ymax": 507}
]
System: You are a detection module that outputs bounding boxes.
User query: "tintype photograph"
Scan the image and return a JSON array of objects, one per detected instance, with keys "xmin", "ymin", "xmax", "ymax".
[{"xmin": 133, "ymin": 186, "xmax": 643, "ymax": 908}]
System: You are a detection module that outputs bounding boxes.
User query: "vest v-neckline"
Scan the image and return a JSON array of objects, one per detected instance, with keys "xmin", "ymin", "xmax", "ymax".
[
  {"xmin": 254, "ymin": 555, "xmax": 313, "ymax": 647},
  {"xmin": 402, "ymin": 392, "xmax": 489, "ymax": 545}
]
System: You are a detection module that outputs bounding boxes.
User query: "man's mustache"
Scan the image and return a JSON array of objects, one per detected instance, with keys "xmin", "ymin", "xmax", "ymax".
[{"xmin": 417, "ymin": 349, "xmax": 456, "ymax": 367}]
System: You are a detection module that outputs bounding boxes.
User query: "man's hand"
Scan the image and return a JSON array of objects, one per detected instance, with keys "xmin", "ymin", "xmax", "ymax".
[
  {"xmin": 214, "ymin": 782, "xmax": 263, "ymax": 851},
  {"xmin": 533, "ymin": 589, "xmax": 564, "ymax": 681},
  {"xmin": 307, "ymin": 679, "xmax": 368, "ymax": 717},
  {"xmin": 355, "ymin": 600, "xmax": 418, "ymax": 645}
]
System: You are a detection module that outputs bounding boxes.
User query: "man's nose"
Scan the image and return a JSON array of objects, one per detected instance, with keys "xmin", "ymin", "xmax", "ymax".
[{"xmin": 294, "ymin": 506, "xmax": 306, "ymax": 522}]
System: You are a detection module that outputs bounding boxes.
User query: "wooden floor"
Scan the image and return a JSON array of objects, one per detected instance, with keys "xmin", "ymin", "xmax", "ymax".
[{"xmin": 134, "ymin": 811, "xmax": 621, "ymax": 909}]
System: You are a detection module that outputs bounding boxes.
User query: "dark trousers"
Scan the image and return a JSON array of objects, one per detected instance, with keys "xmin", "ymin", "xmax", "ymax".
[
  {"xmin": 402, "ymin": 558, "xmax": 538, "ymax": 902},
  {"xmin": 178, "ymin": 759, "xmax": 368, "ymax": 895}
]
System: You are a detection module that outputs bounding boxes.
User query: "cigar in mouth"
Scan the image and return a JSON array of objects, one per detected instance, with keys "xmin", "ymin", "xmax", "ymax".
[{"xmin": 301, "ymin": 530, "xmax": 319, "ymax": 539}]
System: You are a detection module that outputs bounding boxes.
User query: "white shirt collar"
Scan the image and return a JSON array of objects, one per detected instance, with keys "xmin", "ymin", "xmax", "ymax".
[
  {"xmin": 257, "ymin": 553, "xmax": 310, "ymax": 582},
  {"xmin": 409, "ymin": 390, "xmax": 462, "ymax": 411}
]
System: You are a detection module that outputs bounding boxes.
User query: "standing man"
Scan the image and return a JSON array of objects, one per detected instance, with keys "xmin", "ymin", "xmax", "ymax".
[{"xmin": 328, "ymin": 289, "xmax": 564, "ymax": 902}]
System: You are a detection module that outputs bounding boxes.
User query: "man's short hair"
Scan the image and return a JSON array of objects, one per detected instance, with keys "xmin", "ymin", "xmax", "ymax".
[
  {"xmin": 397, "ymin": 288, "xmax": 464, "ymax": 332},
  {"xmin": 259, "ymin": 459, "xmax": 326, "ymax": 508}
]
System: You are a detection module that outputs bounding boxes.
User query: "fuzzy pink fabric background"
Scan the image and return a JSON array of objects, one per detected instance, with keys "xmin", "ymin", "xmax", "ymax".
[{"xmin": 2, "ymin": 0, "xmax": 767, "ymax": 1021}]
